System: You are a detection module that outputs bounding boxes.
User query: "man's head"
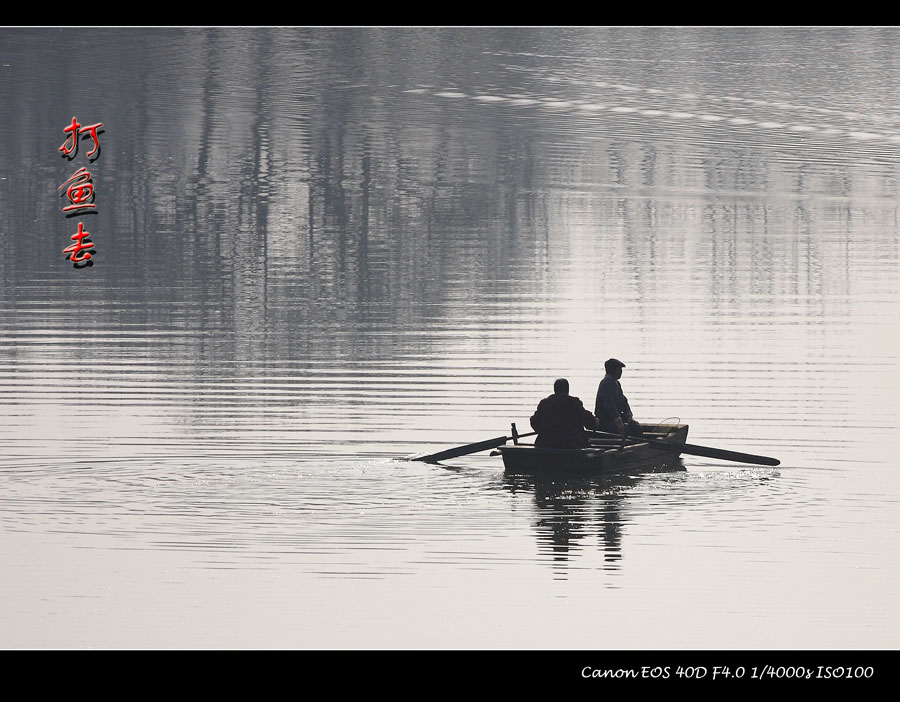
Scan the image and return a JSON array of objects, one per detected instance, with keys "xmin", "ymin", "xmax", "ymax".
[
  {"xmin": 553, "ymin": 378, "xmax": 569, "ymax": 395},
  {"xmin": 604, "ymin": 358, "xmax": 626, "ymax": 378}
]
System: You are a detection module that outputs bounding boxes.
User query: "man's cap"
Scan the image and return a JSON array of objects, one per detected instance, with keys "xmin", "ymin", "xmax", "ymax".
[{"xmin": 606, "ymin": 358, "xmax": 626, "ymax": 368}]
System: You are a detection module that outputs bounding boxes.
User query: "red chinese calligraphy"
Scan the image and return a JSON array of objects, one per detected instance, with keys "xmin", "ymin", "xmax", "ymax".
[
  {"xmin": 62, "ymin": 222, "xmax": 95, "ymax": 263},
  {"xmin": 58, "ymin": 116, "xmax": 102, "ymax": 267},
  {"xmin": 80, "ymin": 122, "xmax": 103, "ymax": 158},
  {"xmin": 58, "ymin": 166, "xmax": 96, "ymax": 213},
  {"xmin": 58, "ymin": 116, "xmax": 103, "ymax": 160},
  {"xmin": 58, "ymin": 116, "xmax": 80, "ymax": 157}
]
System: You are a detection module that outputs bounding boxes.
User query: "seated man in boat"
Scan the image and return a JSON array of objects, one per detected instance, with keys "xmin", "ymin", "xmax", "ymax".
[
  {"xmin": 595, "ymin": 358, "xmax": 643, "ymax": 438},
  {"xmin": 530, "ymin": 378, "xmax": 599, "ymax": 448}
]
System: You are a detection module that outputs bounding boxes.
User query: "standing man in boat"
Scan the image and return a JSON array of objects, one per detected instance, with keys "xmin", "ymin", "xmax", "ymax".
[
  {"xmin": 595, "ymin": 358, "xmax": 643, "ymax": 438},
  {"xmin": 530, "ymin": 378, "xmax": 599, "ymax": 448}
]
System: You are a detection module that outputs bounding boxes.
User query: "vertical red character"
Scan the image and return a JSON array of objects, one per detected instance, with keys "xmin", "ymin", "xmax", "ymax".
[
  {"xmin": 58, "ymin": 116, "xmax": 103, "ymax": 160},
  {"xmin": 62, "ymin": 222, "xmax": 95, "ymax": 264},
  {"xmin": 58, "ymin": 166, "xmax": 96, "ymax": 213},
  {"xmin": 58, "ymin": 116, "xmax": 103, "ymax": 267}
]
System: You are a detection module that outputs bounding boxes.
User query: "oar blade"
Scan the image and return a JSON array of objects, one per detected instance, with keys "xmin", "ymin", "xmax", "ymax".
[
  {"xmin": 677, "ymin": 442, "xmax": 780, "ymax": 466},
  {"xmin": 409, "ymin": 436, "xmax": 510, "ymax": 463},
  {"xmin": 588, "ymin": 429, "xmax": 780, "ymax": 466},
  {"xmin": 641, "ymin": 438, "xmax": 780, "ymax": 466}
]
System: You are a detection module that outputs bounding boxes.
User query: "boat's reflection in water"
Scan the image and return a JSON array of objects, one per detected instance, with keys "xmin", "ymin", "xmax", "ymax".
[{"xmin": 501, "ymin": 458, "xmax": 686, "ymax": 574}]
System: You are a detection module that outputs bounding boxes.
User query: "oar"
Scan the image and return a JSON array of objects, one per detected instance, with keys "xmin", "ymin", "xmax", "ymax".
[
  {"xmin": 408, "ymin": 430, "xmax": 537, "ymax": 463},
  {"xmin": 588, "ymin": 430, "xmax": 780, "ymax": 467}
]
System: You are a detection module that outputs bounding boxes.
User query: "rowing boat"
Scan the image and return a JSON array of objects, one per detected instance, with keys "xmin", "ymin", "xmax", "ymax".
[
  {"xmin": 498, "ymin": 423, "xmax": 689, "ymax": 475},
  {"xmin": 409, "ymin": 420, "xmax": 778, "ymax": 468}
]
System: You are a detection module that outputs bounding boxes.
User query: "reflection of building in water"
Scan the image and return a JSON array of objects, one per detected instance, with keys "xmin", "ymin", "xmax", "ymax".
[{"xmin": 503, "ymin": 461, "xmax": 685, "ymax": 578}]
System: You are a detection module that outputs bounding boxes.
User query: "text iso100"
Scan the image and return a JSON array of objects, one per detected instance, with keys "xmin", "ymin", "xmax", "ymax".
[{"xmin": 742, "ymin": 665, "xmax": 875, "ymax": 680}]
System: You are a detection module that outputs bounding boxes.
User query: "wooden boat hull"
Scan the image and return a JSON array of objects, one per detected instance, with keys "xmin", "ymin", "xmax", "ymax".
[{"xmin": 499, "ymin": 423, "xmax": 689, "ymax": 475}]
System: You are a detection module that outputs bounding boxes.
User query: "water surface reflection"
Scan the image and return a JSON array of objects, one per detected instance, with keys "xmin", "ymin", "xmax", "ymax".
[{"xmin": 503, "ymin": 461, "xmax": 687, "ymax": 576}]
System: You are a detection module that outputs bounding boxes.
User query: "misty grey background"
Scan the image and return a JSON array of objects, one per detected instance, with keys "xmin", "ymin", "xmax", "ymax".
[{"xmin": 0, "ymin": 27, "xmax": 897, "ymax": 648}]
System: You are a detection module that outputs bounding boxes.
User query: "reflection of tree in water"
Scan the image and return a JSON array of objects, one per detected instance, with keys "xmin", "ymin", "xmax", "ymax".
[{"xmin": 503, "ymin": 460, "xmax": 685, "ymax": 577}]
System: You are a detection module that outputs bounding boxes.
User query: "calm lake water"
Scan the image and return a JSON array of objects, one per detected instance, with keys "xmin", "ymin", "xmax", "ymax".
[{"xmin": 0, "ymin": 27, "xmax": 898, "ymax": 649}]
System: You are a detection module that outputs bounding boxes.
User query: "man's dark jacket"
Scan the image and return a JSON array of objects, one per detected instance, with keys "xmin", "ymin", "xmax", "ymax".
[
  {"xmin": 530, "ymin": 393, "xmax": 596, "ymax": 448},
  {"xmin": 594, "ymin": 375, "xmax": 633, "ymax": 433}
]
